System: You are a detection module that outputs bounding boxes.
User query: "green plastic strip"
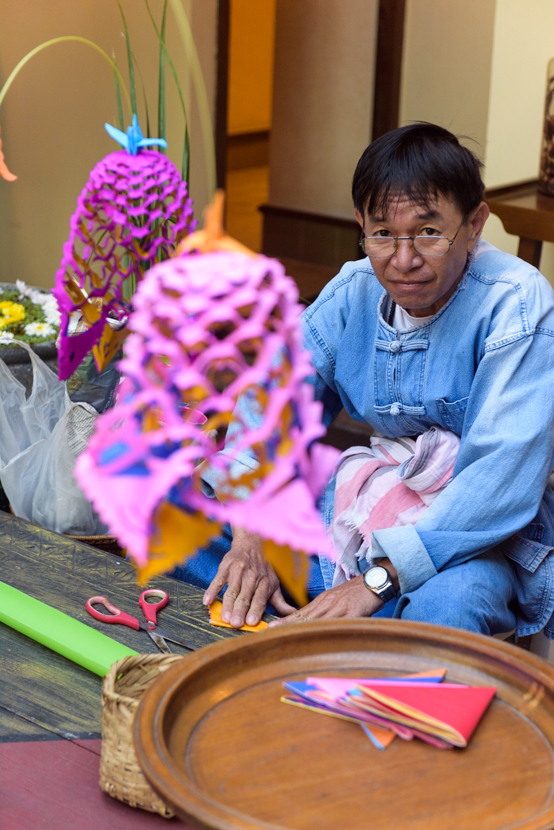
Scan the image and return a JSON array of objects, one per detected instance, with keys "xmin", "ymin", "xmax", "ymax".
[{"xmin": 0, "ymin": 581, "xmax": 137, "ymax": 676}]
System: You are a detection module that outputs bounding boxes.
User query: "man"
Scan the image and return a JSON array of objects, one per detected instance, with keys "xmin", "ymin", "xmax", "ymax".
[{"xmin": 201, "ymin": 122, "xmax": 554, "ymax": 639}]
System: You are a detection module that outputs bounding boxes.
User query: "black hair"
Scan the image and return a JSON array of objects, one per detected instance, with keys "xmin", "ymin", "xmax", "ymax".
[{"xmin": 352, "ymin": 122, "xmax": 485, "ymax": 219}]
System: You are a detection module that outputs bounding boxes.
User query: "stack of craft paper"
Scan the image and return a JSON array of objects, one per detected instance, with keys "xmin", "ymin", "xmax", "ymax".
[{"xmin": 281, "ymin": 670, "xmax": 496, "ymax": 751}]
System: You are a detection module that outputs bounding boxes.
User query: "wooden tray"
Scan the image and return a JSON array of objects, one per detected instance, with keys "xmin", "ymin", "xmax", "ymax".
[{"xmin": 134, "ymin": 619, "xmax": 554, "ymax": 830}]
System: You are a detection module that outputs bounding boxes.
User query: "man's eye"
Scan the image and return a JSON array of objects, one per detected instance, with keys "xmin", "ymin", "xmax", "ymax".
[
  {"xmin": 420, "ymin": 227, "xmax": 441, "ymax": 236},
  {"xmin": 372, "ymin": 229, "xmax": 392, "ymax": 238}
]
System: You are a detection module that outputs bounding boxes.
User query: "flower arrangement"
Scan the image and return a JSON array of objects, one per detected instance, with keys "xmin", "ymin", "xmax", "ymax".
[{"xmin": 0, "ymin": 281, "xmax": 60, "ymax": 345}]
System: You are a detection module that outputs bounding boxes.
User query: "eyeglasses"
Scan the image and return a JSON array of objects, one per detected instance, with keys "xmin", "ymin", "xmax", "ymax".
[{"xmin": 359, "ymin": 216, "xmax": 467, "ymax": 258}]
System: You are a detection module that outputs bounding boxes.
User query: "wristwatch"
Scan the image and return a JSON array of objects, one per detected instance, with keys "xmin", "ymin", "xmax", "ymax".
[{"xmin": 362, "ymin": 565, "xmax": 397, "ymax": 604}]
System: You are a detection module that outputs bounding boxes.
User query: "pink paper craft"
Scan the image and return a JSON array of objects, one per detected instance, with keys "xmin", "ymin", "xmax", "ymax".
[
  {"xmin": 303, "ymin": 690, "xmax": 414, "ymax": 740},
  {"xmin": 53, "ymin": 148, "xmax": 195, "ymax": 380},
  {"xmin": 75, "ymin": 250, "xmax": 340, "ymax": 572},
  {"xmin": 307, "ymin": 678, "xmax": 451, "ymax": 700}
]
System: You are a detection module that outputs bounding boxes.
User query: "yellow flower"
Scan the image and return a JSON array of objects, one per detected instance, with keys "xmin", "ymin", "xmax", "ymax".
[{"xmin": 0, "ymin": 301, "xmax": 25, "ymax": 329}]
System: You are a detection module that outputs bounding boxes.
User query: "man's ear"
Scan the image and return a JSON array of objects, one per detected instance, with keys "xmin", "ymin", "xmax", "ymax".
[
  {"xmin": 354, "ymin": 208, "xmax": 365, "ymax": 230},
  {"xmin": 467, "ymin": 201, "xmax": 490, "ymax": 251}
]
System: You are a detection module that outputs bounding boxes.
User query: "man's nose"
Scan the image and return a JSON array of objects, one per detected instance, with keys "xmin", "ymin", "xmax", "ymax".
[{"xmin": 391, "ymin": 238, "xmax": 423, "ymax": 270}]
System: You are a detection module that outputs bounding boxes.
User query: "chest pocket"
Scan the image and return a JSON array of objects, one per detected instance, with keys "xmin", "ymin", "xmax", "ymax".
[{"xmin": 436, "ymin": 396, "xmax": 469, "ymax": 435}]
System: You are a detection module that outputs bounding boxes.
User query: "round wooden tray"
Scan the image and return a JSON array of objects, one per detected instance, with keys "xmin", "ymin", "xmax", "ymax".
[{"xmin": 134, "ymin": 619, "xmax": 554, "ymax": 830}]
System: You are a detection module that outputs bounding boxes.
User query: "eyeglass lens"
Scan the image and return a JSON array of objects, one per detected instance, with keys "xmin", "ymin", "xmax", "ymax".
[{"xmin": 360, "ymin": 236, "xmax": 451, "ymax": 258}]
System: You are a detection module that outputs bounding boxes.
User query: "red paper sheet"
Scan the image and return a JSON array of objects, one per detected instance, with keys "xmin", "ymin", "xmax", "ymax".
[{"xmin": 355, "ymin": 683, "xmax": 496, "ymax": 747}]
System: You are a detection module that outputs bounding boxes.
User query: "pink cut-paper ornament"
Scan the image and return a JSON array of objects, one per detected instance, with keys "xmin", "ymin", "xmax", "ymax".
[
  {"xmin": 75, "ymin": 248, "xmax": 339, "ymax": 588},
  {"xmin": 53, "ymin": 148, "xmax": 195, "ymax": 380}
]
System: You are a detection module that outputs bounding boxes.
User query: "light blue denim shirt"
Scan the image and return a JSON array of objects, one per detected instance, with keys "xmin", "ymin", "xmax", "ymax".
[{"xmin": 302, "ymin": 239, "xmax": 554, "ymax": 637}]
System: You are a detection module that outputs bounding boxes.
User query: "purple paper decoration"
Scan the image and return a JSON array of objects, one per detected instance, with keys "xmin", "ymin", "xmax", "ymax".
[
  {"xmin": 75, "ymin": 251, "xmax": 339, "ymax": 569},
  {"xmin": 53, "ymin": 149, "xmax": 195, "ymax": 380}
]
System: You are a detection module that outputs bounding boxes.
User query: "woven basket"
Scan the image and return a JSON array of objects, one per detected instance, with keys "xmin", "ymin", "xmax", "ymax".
[
  {"xmin": 67, "ymin": 532, "xmax": 123, "ymax": 556},
  {"xmin": 7, "ymin": 505, "xmax": 124, "ymax": 557},
  {"xmin": 100, "ymin": 653, "xmax": 184, "ymax": 817}
]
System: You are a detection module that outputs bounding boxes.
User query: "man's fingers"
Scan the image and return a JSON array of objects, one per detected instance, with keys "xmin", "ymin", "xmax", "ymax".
[
  {"xmin": 203, "ymin": 563, "xmax": 231, "ymax": 606},
  {"xmin": 220, "ymin": 582, "xmax": 241, "ymax": 623},
  {"xmin": 269, "ymin": 593, "xmax": 329, "ymax": 626},
  {"xmin": 221, "ymin": 568, "xmax": 259, "ymax": 625},
  {"xmin": 269, "ymin": 587, "xmax": 297, "ymax": 618},
  {"xmin": 245, "ymin": 580, "xmax": 272, "ymax": 626},
  {"xmin": 229, "ymin": 575, "xmax": 262, "ymax": 627},
  {"xmin": 269, "ymin": 609, "xmax": 305, "ymax": 627}
]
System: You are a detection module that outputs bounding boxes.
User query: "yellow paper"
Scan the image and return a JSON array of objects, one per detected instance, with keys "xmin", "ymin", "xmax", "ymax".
[
  {"xmin": 263, "ymin": 540, "xmax": 308, "ymax": 607},
  {"xmin": 208, "ymin": 600, "xmax": 268, "ymax": 632},
  {"xmin": 92, "ymin": 321, "xmax": 128, "ymax": 372},
  {"xmin": 137, "ymin": 501, "xmax": 221, "ymax": 584}
]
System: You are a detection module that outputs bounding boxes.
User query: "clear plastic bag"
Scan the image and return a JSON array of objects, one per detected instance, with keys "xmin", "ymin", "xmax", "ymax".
[{"xmin": 0, "ymin": 341, "xmax": 105, "ymax": 534}]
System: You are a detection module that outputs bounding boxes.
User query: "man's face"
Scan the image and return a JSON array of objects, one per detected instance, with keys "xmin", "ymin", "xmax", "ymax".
[{"xmin": 355, "ymin": 194, "xmax": 489, "ymax": 317}]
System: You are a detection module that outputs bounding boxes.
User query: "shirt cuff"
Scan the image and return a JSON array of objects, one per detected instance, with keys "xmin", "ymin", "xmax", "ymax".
[{"xmin": 370, "ymin": 525, "xmax": 437, "ymax": 595}]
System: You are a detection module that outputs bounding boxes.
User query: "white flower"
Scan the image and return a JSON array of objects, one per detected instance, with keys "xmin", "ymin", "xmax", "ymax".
[
  {"xmin": 0, "ymin": 332, "xmax": 14, "ymax": 342},
  {"xmin": 41, "ymin": 297, "xmax": 61, "ymax": 326},
  {"xmin": 45, "ymin": 311, "xmax": 61, "ymax": 327},
  {"xmin": 15, "ymin": 279, "xmax": 32, "ymax": 299},
  {"xmin": 24, "ymin": 321, "xmax": 56, "ymax": 338},
  {"xmin": 27, "ymin": 289, "xmax": 46, "ymax": 305}
]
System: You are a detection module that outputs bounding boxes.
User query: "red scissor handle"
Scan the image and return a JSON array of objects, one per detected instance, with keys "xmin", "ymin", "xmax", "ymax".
[
  {"xmin": 139, "ymin": 589, "xmax": 169, "ymax": 629},
  {"xmin": 85, "ymin": 595, "xmax": 141, "ymax": 630}
]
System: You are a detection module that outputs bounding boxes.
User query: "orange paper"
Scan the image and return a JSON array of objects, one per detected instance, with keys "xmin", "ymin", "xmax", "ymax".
[
  {"xmin": 0, "ymin": 127, "xmax": 16, "ymax": 182},
  {"xmin": 208, "ymin": 600, "xmax": 268, "ymax": 632},
  {"xmin": 92, "ymin": 321, "xmax": 128, "ymax": 372}
]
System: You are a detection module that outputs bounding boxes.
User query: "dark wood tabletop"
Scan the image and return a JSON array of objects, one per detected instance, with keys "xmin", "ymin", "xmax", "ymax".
[{"xmin": 0, "ymin": 511, "xmax": 243, "ymax": 828}]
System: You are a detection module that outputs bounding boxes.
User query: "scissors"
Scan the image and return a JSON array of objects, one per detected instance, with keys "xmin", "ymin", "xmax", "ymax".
[{"xmin": 85, "ymin": 589, "xmax": 199, "ymax": 655}]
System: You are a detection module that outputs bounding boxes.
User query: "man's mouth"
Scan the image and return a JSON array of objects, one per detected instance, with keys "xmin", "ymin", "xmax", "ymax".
[{"xmin": 388, "ymin": 278, "xmax": 433, "ymax": 287}]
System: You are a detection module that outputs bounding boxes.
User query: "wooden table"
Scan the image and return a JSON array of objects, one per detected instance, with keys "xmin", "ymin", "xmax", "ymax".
[
  {"xmin": 485, "ymin": 179, "xmax": 554, "ymax": 267},
  {"xmin": 0, "ymin": 512, "xmax": 241, "ymax": 829}
]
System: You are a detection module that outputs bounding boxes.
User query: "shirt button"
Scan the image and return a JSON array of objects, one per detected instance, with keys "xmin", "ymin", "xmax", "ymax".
[
  {"xmin": 390, "ymin": 403, "xmax": 401, "ymax": 416},
  {"xmin": 390, "ymin": 341, "xmax": 401, "ymax": 353}
]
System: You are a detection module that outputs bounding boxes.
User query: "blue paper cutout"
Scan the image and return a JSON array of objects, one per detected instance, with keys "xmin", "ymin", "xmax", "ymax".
[{"xmin": 105, "ymin": 114, "xmax": 168, "ymax": 155}]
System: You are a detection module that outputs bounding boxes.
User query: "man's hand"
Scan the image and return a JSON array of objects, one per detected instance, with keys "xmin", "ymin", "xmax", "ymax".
[
  {"xmin": 202, "ymin": 527, "xmax": 296, "ymax": 628},
  {"xmin": 268, "ymin": 574, "xmax": 383, "ymax": 627}
]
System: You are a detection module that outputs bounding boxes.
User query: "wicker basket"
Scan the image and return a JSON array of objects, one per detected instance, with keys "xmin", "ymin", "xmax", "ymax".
[
  {"xmin": 7, "ymin": 504, "xmax": 124, "ymax": 557},
  {"xmin": 67, "ymin": 532, "xmax": 123, "ymax": 556},
  {"xmin": 100, "ymin": 653, "xmax": 184, "ymax": 817}
]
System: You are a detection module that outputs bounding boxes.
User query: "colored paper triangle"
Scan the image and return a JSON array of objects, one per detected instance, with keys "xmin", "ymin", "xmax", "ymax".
[
  {"xmin": 354, "ymin": 683, "xmax": 496, "ymax": 747},
  {"xmin": 283, "ymin": 682, "xmax": 413, "ymax": 740}
]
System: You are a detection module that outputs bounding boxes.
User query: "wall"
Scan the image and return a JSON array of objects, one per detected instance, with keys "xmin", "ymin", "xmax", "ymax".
[
  {"xmin": 400, "ymin": 0, "xmax": 496, "ymax": 159},
  {"xmin": 0, "ymin": 0, "xmax": 217, "ymax": 289},
  {"xmin": 399, "ymin": 0, "xmax": 554, "ymax": 285},
  {"xmin": 268, "ymin": 0, "xmax": 379, "ymax": 219},
  {"xmin": 227, "ymin": 0, "xmax": 275, "ymax": 136},
  {"xmin": 482, "ymin": 0, "xmax": 554, "ymax": 281}
]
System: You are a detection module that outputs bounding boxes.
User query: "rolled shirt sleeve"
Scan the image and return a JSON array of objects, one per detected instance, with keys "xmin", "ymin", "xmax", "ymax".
[{"xmin": 370, "ymin": 330, "xmax": 554, "ymax": 593}]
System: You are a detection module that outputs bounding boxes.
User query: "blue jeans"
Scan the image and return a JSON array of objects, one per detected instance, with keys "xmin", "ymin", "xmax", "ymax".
[
  {"xmin": 172, "ymin": 524, "xmax": 326, "ymax": 610},
  {"xmin": 172, "ymin": 523, "xmax": 517, "ymax": 635},
  {"xmin": 320, "ymin": 546, "xmax": 518, "ymax": 635},
  {"xmin": 318, "ymin": 472, "xmax": 519, "ymax": 636}
]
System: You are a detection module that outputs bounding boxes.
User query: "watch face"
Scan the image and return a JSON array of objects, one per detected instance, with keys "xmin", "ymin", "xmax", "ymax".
[{"xmin": 365, "ymin": 566, "xmax": 389, "ymax": 590}]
